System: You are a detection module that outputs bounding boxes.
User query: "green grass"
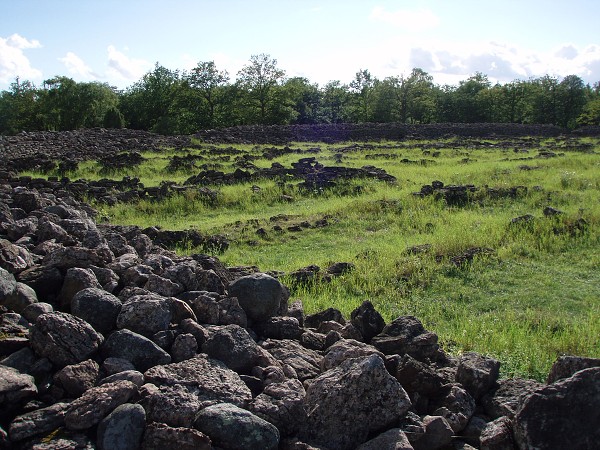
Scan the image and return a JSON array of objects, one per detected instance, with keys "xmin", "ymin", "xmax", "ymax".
[{"xmin": 25, "ymin": 137, "xmax": 600, "ymax": 380}]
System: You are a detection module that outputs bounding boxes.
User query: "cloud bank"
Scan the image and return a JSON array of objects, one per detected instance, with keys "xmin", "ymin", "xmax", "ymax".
[{"xmin": 0, "ymin": 34, "xmax": 42, "ymax": 85}]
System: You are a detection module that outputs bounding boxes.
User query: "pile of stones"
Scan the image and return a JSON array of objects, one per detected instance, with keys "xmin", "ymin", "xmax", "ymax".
[{"xmin": 1, "ymin": 178, "xmax": 599, "ymax": 449}]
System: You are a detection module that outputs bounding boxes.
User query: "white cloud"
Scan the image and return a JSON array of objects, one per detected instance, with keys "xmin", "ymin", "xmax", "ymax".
[
  {"xmin": 106, "ymin": 45, "xmax": 151, "ymax": 81},
  {"xmin": 0, "ymin": 33, "xmax": 42, "ymax": 85},
  {"xmin": 59, "ymin": 51, "xmax": 98, "ymax": 80},
  {"xmin": 369, "ymin": 6, "xmax": 440, "ymax": 32}
]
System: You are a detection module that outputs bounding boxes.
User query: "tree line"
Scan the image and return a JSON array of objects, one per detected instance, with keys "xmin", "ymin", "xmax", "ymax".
[{"xmin": 1, "ymin": 53, "xmax": 599, "ymax": 136}]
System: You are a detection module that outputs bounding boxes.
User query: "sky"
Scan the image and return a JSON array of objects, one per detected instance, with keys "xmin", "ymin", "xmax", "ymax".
[{"xmin": 1, "ymin": 0, "xmax": 600, "ymax": 91}]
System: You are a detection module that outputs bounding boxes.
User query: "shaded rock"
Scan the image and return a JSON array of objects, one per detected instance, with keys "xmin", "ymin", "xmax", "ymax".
[
  {"xmin": 71, "ymin": 287, "xmax": 122, "ymax": 334},
  {"xmin": 350, "ymin": 300, "xmax": 385, "ymax": 342},
  {"xmin": 53, "ymin": 359, "xmax": 100, "ymax": 398},
  {"xmin": 395, "ymin": 353, "xmax": 445, "ymax": 396},
  {"xmin": 143, "ymin": 355, "xmax": 252, "ymax": 407},
  {"xmin": 97, "ymin": 403, "xmax": 146, "ymax": 450},
  {"xmin": 141, "ymin": 422, "xmax": 211, "ymax": 450},
  {"xmin": 194, "ymin": 402, "xmax": 280, "ymax": 450},
  {"xmin": 1, "ymin": 347, "xmax": 37, "ymax": 373},
  {"xmin": 141, "ymin": 384, "xmax": 201, "ymax": 427},
  {"xmin": 300, "ymin": 329, "xmax": 326, "ymax": 350},
  {"xmin": 184, "ymin": 292, "xmax": 220, "ymax": 324},
  {"xmin": 8, "ymin": 402, "xmax": 69, "ymax": 442},
  {"xmin": 228, "ymin": 273, "xmax": 289, "ymax": 322},
  {"xmin": 546, "ymin": 354, "xmax": 600, "ymax": 383},
  {"xmin": 170, "ymin": 332, "xmax": 198, "ymax": 362},
  {"xmin": 304, "ymin": 307, "xmax": 345, "ymax": 328},
  {"xmin": 65, "ymin": 380, "xmax": 138, "ymax": 430},
  {"xmin": 3, "ymin": 282, "xmax": 37, "ymax": 314},
  {"xmin": 262, "ymin": 339, "xmax": 322, "ymax": 381},
  {"xmin": 44, "ymin": 245, "xmax": 114, "ymax": 269},
  {"xmin": 480, "ymin": 416, "xmax": 514, "ymax": 450},
  {"xmin": 180, "ymin": 318, "xmax": 209, "ymax": 348},
  {"xmin": 0, "ymin": 239, "xmax": 34, "ymax": 273},
  {"xmin": 21, "ymin": 301, "xmax": 53, "ymax": 323},
  {"xmin": 412, "ymin": 415, "xmax": 453, "ymax": 450},
  {"xmin": 250, "ymin": 378, "xmax": 306, "ymax": 436},
  {"xmin": 168, "ymin": 297, "xmax": 197, "ymax": 324},
  {"xmin": 456, "ymin": 352, "xmax": 501, "ymax": 400},
  {"xmin": 430, "ymin": 384, "xmax": 476, "ymax": 433},
  {"xmin": 203, "ymin": 324, "xmax": 265, "ymax": 373},
  {"xmin": 217, "ymin": 295, "xmax": 248, "ymax": 327},
  {"xmin": 321, "ymin": 338, "xmax": 384, "ymax": 371},
  {"xmin": 371, "ymin": 315, "xmax": 439, "ymax": 361},
  {"xmin": 482, "ymin": 378, "xmax": 543, "ymax": 419},
  {"xmin": 57, "ymin": 267, "xmax": 101, "ymax": 311},
  {"xmin": 144, "ymin": 273, "xmax": 183, "ymax": 297},
  {"xmin": 356, "ymin": 428, "xmax": 414, "ymax": 450},
  {"xmin": 30, "ymin": 311, "xmax": 104, "ymax": 367},
  {"xmin": 460, "ymin": 415, "xmax": 488, "ymax": 447},
  {"xmin": 303, "ymin": 354, "xmax": 411, "ymax": 450},
  {"xmin": 16, "ymin": 265, "xmax": 63, "ymax": 303},
  {"xmin": 0, "ymin": 365, "xmax": 38, "ymax": 420},
  {"xmin": 101, "ymin": 357, "xmax": 137, "ymax": 376},
  {"xmin": 255, "ymin": 316, "xmax": 303, "ymax": 340},
  {"xmin": 0, "ymin": 267, "xmax": 17, "ymax": 302},
  {"xmin": 99, "ymin": 370, "xmax": 144, "ymax": 387},
  {"xmin": 101, "ymin": 329, "xmax": 171, "ymax": 372},
  {"xmin": 116, "ymin": 294, "xmax": 172, "ymax": 337},
  {"xmin": 514, "ymin": 367, "xmax": 600, "ymax": 450}
]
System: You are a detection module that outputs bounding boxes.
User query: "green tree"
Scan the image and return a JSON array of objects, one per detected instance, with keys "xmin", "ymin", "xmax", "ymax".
[
  {"xmin": 319, "ymin": 80, "xmax": 349, "ymax": 123},
  {"xmin": 557, "ymin": 75, "xmax": 587, "ymax": 129},
  {"xmin": 454, "ymin": 72, "xmax": 491, "ymax": 122},
  {"xmin": 349, "ymin": 69, "xmax": 375, "ymax": 122},
  {"xmin": 577, "ymin": 98, "xmax": 600, "ymax": 126},
  {"xmin": 237, "ymin": 54, "xmax": 286, "ymax": 124},
  {"xmin": 282, "ymin": 77, "xmax": 321, "ymax": 124},
  {"xmin": 0, "ymin": 78, "xmax": 43, "ymax": 134},
  {"xmin": 187, "ymin": 61, "xmax": 230, "ymax": 127}
]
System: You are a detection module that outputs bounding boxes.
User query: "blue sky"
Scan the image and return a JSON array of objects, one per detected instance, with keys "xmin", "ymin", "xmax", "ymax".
[{"xmin": 1, "ymin": 0, "xmax": 599, "ymax": 90}]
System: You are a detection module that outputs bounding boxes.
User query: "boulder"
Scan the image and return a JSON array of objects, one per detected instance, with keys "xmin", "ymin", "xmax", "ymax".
[
  {"xmin": 429, "ymin": 384, "xmax": 476, "ymax": 433},
  {"xmin": 97, "ymin": 403, "xmax": 146, "ymax": 450},
  {"xmin": 141, "ymin": 422, "xmax": 211, "ymax": 450},
  {"xmin": 116, "ymin": 294, "xmax": 172, "ymax": 337},
  {"xmin": 3, "ymin": 281, "xmax": 38, "ymax": 314},
  {"xmin": 304, "ymin": 307, "xmax": 345, "ymax": 328},
  {"xmin": 228, "ymin": 273, "xmax": 289, "ymax": 322},
  {"xmin": 141, "ymin": 384, "xmax": 202, "ymax": 427},
  {"xmin": 99, "ymin": 370, "xmax": 144, "ymax": 387},
  {"xmin": 514, "ymin": 367, "xmax": 600, "ymax": 450},
  {"xmin": 57, "ymin": 267, "xmax": 102, "ymax": 311},
  {"xmin": 479, "ymin": 416, "xmax": 514, "ymax": 450},
  {"xmin": 21, "ymin": 301, "xmax": 53, "ymax": 322},
  {"xmin": 482, "ymin": 378, "xmax": 543, "ymax": 419},
  {"xmin": 356, "ymin": 428, "xmax": 414, "ymax": 450},
  {"xmin": 194, "ymin": 402, "xmax": 280, "ymax": 450},
  {"xmin": 0, "ymin": 267, "xmax": 17, "ymax": 302},
  {"xmin": 546, "ymin": 355, "xmax": 600, "ymax": 383},
  {"xmin": 0, "ymin": 365, "xmax": 38, "ymax": 420},
  {"xmin": 303, "ymin": 354, "xmax": 411, "ymax": 450},
  {"xmin": 0, "ymin": 239, "xmax": 34, "ymax": 273},
  {"xmin": 8, "ymin": 402, "xmax": 69, "ymax": 442},
  {"xmin": 44, "ymin": 245, "xmax": 114, "ymax": 269},
  {"xmin": 71, "ymin": 287, "xmax": 122, "ymax": 334},
  {"xmin": 101, "ymin": 329, "xmax": 171, "ymax": 372},
  {"xmin": 53, "ymin": 359, "xmax": 100, "ymax": 398},
  {"xmin": 30, "ymin": 311, "xmax": 104, "ymax": 367},
  {"xmin": 170, "ymin": 332, "xmax": 198, "ymax": 362},
  {"xmin": 202, "ymin": 324, "xmax": 265, "ymax": 373},
  {"xmin": 455, "ymin": 352, "xmax": 501, "ymax": 400},
  {"xmin": 250, "ymin": 378, "xmax": 306, "ymax": 436},
  {"xmin": 321, "ymin": 338, "xmax": 384, "ymax": 370},
  {"xmin": 395, "ymin": 353, "xmax": 445, "ymax": 396},
  {"xmin": 254, "ymin": 316, "xmax": 303, "ymax": 340},
  {"xmin": 350, "ymin": 300, "xmax": 385, "ymax": 342},
  {"xmin": 412, "ymin": 415, "xmax": 453, "ymax": 450},
  {"xmin": 371, "ymin": 315, "xmax": 439, "ymax": 361},
  {"xmin": 261, "ymin": 339, "xmax": 322, "ymax": 381}
]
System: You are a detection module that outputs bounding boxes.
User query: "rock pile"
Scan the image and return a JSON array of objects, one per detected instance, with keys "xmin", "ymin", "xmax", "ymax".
[{"xmin": 1, "ymin": 182, "xmax": 599, "ymax": 449}]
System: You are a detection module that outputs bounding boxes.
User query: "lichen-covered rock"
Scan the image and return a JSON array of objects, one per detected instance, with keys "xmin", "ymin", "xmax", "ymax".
[
  {"xmin": 455, "ymin": 352, "xmax": 501, "ymax": 400},
  {"xmin": 546, "ymin": 355, "xmax": 600, "ymax": 383},
  {"xmin": 141, "ymin": 384, "xmax": 202, "ymax": 427},
  {"xmin": 116, "ymin": 294, "xmax": 172, "ymax": 337},
  {"xmin": 71, "ymin": 287, "xmax": 122, "ymax": 334},
  {"xmin": 194, "ymin": 402, "xmax": 280, "ymax": 450},
  {"xmin": 30, "ymin": 311, "xmax": 104, "ymax": 367},
  {"xmin": 203, "ymin": 324, "xmax": 266, "ymax": 373},
  {"xmin": 228, "ymin": 273, "xmax": 289, "ymax": 322},
  {"xmin": 303, "ymin": 354, "xmax": 411, "ymax": 450},
  {"xmin": 64, "ymin": 380, "xmax": 138, "ymax": 430},
  {"xmin": 514, "ymin": 367, "xmax": 600, "ymax": 450},
  {"xmin": 250, "ymin": 378, "xmax": 306, "ymax": 436},
  {"xmin": 0, "ymin": 365, "xmax": 37, "ymax": 420},
  {"xmin": 97, "ymin": 403, "xmax": 146, "ymax": 450},
  {"xmin": 141, "ymin": 422, "xmax": 211, "ymax": 450},
  {"xmin": 371, "ymin": 315, "xmax": 439, "ymax": 361},
  {"xmin": 261, "ymin": 339, "xmax": 322, "ymax": 381},
  {"xmin": 8, "ymin": 402, "xmax": 69, "ymax": 442},
  {"xmin": 356, "ymin": 428, "xmax": 414, "ymax": 450},
  {"xmin": 101, "ymin": 329, "xmax": 171, "ymax": 372},
  {"xmin": 53, "ymin": 359, "xmax": 100, "ymax": 397},
  {"xmin": 143, "ymin": 355, "xmax": 252, "ymax": 407}
]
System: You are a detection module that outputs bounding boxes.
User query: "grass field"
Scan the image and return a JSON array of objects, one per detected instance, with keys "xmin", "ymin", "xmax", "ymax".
[{"xmin": 27, "ymin": 136, "xmax": 600, "ymax": 380}]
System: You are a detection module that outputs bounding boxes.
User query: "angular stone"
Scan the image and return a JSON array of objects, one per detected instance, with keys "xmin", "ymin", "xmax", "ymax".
[
  {"xmin": 412, "ymin": 415, "xmax": 453, "ymax": 450},
  {"xmin": 71, "ymin": 287, "xmax": 122, "ymax": 334},
  {"xmin": 141, "ymin": 422, "xmax": 211, "ymax": 450},
  {"xmin": 0, "ymin": 365, "xmax": 37, "ymax": 420},
  {"xmin": 203, "ymin": 324, "xmax": 266, "ymax": 373},
  {"xmin": 303, "ymin": 354, "xmax": 411, "ymax": 450},
  {"xmin": 0, "ymin": 239, "xmax": 34, "ymax": 273},
  {"xmin": 0, "ymin": 267, "xmax": 17, "ymax": 302},
  {"xmin": 547, "ymin": 355, "xmax": 600, "ymax": 383},
  {"xmin": 116, "ymin": 294, "xmax": 172, "ymax": 337},
  {"xmin": 170, "ymin": 332, "xmax": 198, "ymax": 362},
  {"xmin": 321, "ymin": 338, "xmax": 384, "ymax": 371},
  {"xmin": 350, "ymin": 300, "xmax": 385, "ymax": 342},
  {"xmin": 44, "ymin": 245, "xmax": 114, "ymax": 270},
  {"xmin": 250, "ymin": 378, "xmax": 306, "ymax": 436},
  {"xmin": 31, "ymin": 311, "xmax": 104, "ymax": 367},
  {"xmin": 57, "ymin": 267, "xmax": 101, "ymax": 311},
  {"xmin": 144, "ymin": 355, "xmax": 252, "ymax": 407},
  {"xmin": 99, "ymin": 370, "xmax": 144, "ymax": 387},
  {"xmin": 254, "ymin": 316, "xmax": 303, "ymax": 340},
  {"xmin": 395, "ymin": 353, "xmax": 445, "ymax": 396},
  {"xmin": 65, "ymin": 380, "xmax": 138, "ymax": 430},
  {"xmin": 356, "ymin": 428, "xmax": 414, "ymax": 450},
  {"xmin": 3, "ymin": 282, "xmax": 37, "ymax": 314},
  {"xmin": 455, "ymin": 352, "xmax": 501, "ymax": 400},
  {"xmin": 514, "ymin": 367, "xmax": 600, "ymax": 450},
  {"xmin": 480, "ymin": 416, "xmax": 514, "ymax": 450},
  {"xmin": 101, "ymin": 329, "xmax": 171, "ymax": 372},
  {"xmin": 97, "ymin": 403, "xmax": 146, "ymax": 450},
  {"xmin": 228, "ymin": 273, "xmax": 289, "ymax": 322},
  {"xmin": 262, "ymin": 339, "xmax": 322, "ymax": 381},
  {"xmin": 371, "ymin": 315, "xmax": 439, "ymax": 361},
  {"xmin": 141, "ymin": 384, "xmax": 201, "ymax": 427},
  {"xmin": 8, "ymin": 402, "xmax": 69, "ymax": 442},
  {"xmin": 482, "ymin": 378, "xmax": 543, "ymax": 419},
  {"xmin": 430, "ymin": 384, "xmax": 475, "ymax": 433},
  {"xmin": 194, "ymin": 402, "xmax": 280, "ymax": 450},
  {"xmin": 54, "ymin": 359, "xmax": 100, "ymax": 398},
  {"xmin": 304, "ymin": 307, "xmax": 345, "ymax": 328}
]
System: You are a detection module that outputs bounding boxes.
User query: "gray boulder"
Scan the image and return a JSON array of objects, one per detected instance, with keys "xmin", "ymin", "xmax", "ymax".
[
  {"xmin": 254, "ymin": 316, "xmax": 303, "ymax": 340},
  {"xmin": 514, "ymin": 367, "xmax": 600, "ymax": 450},
  {"xmin": 53, "ymin": 359, "xmax": 100, "ymax": 398},
  {"xmin": 71, "ymin": 287, "xmax": 122, "ymax": 334},
  {"xmin": 321, "ymin": 338, "xmax": 384, "ymax": 371},
  {"xmin": 371, "ymin": 315, "xmax": 440, "ymax": 361},
  {"xmin": 356, "ymin": 428, "xmax": 414, "ymax": 450},
  {"xmin": 8, "ymin": 402, "xmax": 69, "ymax": 442},
  {"xmin": 144, "ymin": 273, "xmax": 183, "ymax": 297},
  {"xmin": 116, "ymin": 294, "xmax": 172, "ymax": 337},
  {"xmin": 3, "ymin": 281, "xmax": 37, "ymax": 314},
  {"xmin": 303, "ymin": 354, "xmax": 411, "ymax": 450},
  {"xmin": 0, "ymin": 267, "xmax": 17, "ymax": 302},
  {"xmin": 194, "ymin": 402, "xmax": 280, "ymax": 450},
  {"xmin": 0, "ymin": 365, "xmax": 37, "ymax": 420},
  {"xmin": 57, "ymin": 267, "xmax": 101, "ymax": 311},
  {"xmin": 99, "ymin": 370, "xmax": 144, "ymax": 387},
  {"xmin": 170, "ymin": 332, "xmax": 198, "ymax": 362},
  {"xmin": 0, "ymin": 239, "xmax": 34, "ymax": 273},
  {"xmin": 480, "ymin": 416, "xmax": 514, "ymax": 450},
  {"xmin": 412, "ymin": 415, "xmax": 454, "ymax": 450},
  {"xmin": 395, "ymin": 353, "xmax": 445, "ymax": 396},
  {"xmin": 203, "ymin": 324, "xmax": 266, "ymax": 373},
  {"xmin": 546, "ymin": 355, "xmax": 600, "ymax": 383},
  {"xmin": 30, "ymin": 311, "xmax": 104, "ymax": 367},
  {"xmin": 44, "ymin": 245, "xmax": 114, "ymax": 269},
  {"xmin": 141, "ymin": 384, "xmax": 201, "ymax": 427},
  {"xmin": 262, "ymin": 339, "xmax": 322, "ymax": 381},
  {"xmin": 250, "ymin": 378, "xmax": 306, "ymax": 437},
  {"xmin": 430, "ymin": 384, "xmax": 475, "ymax": 433},
  {"xmin": 228, "ymin": 273, "xmax": 289, "ymax": 322},
  {"xmin": 141, "ymin": 422, "xmax": 211, "ymax": 450},
  {"xmin": 143, "ymin": 355, "xmax": 252, "ymax": 407},
  {"xmin": 65, "ymin": 380, "xmax": 138, "ymax": 430},
  {"xmin": 101, "ymin": 329, "xmax": 171, "ymax": 372},
  {"xmin": 455, "ymin": 352, "xmax": 501, "ymax": 400},
  {"xmin": 482, "ymin": 378, "xmax": 543, "ymax": 419},
  {"xmin": 97, "ymin": 403, "xmax": 146, "ymax": 450},
  {"xmin": 304, "ymin": 307, "xmax": 345, "ymax": 329},
  {"xmin": 21, "ymin": 301, "xmax": 53, "ymax": 323}
]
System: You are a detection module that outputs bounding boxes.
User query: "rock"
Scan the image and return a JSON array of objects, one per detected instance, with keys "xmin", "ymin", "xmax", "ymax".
[
  {"xmin": 0, "ymin": 365, "xmax": 38, "ymax": 420},
  {"xmin": 21, "ymin": 301, "xmax": 53, "ymax": 323},
  {"xmin": 170, "ymin": 332, "xmax": 198, "ymax": 362},
  {"xmin": 250, "ymin": 378, "xmax": 306, "ymax": 436},
  {"xmin": 0, "ymin": 267, "xmax": 17, "ymax": 302},
  {"xmin": 8, "ymin": 402, "xmax": 69, "ymax": 442},
  {"xmin": 480, "ymin": 416, "xmax": 514, "ymax": 450},
  {"xmin": 16, "ymin": 265, "xmax": 63, "ymax": 303},
  {"xmin": 321, "ymin": 338, "xmax": 384, "ymax": 370},
  {"xmin": 0, "ymin": 239, "xmax": 34, "ymax": 273},
  {"xmin": 99, "ymin": 370, "xmax": 144, "ymax": 387},
  {"xmin": 460, "ymin": 415, "xmax": 488, "ymax": 447},
  {"xmin": 546, "ymin": 355, "xmax": 600, "ymax": 383},
  {"xmin": 304, "ymin": 307, "xmax": 345, "ymax": 328},
  {"xmin": 144, "ymin": 273, "xmax": 183, "ymax": 297},
  {"xmin": 184, "ymin": 292, "xmax": 220, "ymax": 324},
  {"xmin": 412, "ymin": 415, "xmax": 453, "ymax": 450},
  {"xmin": 97, "ymin": 403, "xmax": 146, "ymax": 450},
  {"xmin": 356, "ymin": 428, "xmax": 414, "ymax": 450},
  {"xmin": 262, "ymin": 339, "xmax": 322, "ymax": 381},
  {"xmin": 141, "ymin": 422, "xmax": 211, "ymax": 450},
  {"xmin": 168, "ymin": 297, "xmax": 197, "ymax": 324},
  {"xmin": 371, "ymin": 315, "xmax": 439, "ymax": 361},
  {"xmin": 1, "ymin": 347, "xmax": 37, "ymax": 373},
  {"xmin": 36, "ymin": 218, "xmax": 77, "ymax": 245},
  {"xmin": 141, "ymin": 384, "xmax": 201, "ymax": 427},
  {"xmin": 44, "ymin": 245, "xmax": 114, "ymax": 270},
  {"xmin": 57, "ymin": 267, "xmax": 101, "ymax": 311},
  {"xmin": 64, "ymin": 380, "xmax": 138, "ymax": 430},
  {"xmin": 116, "ymin": 294, "xmax": 172, "ymax": 337},
  {"xmin": 54, "ymin": 359, "xmax": 100, "ymax": 398},
  {"xmin": 143, "ymin": 355, "xmax": 252, "ymax": 407},
  {"xmin": 455, "ymin": 352, "xmax": 501, "ymax": 400},
  {"xmin": 300, "ymin": 329, "xmax": 326, "ymax": 350},
  {"xmin": 395, "ymin": 353, "xmax": 445, "ymax": 396},
  {"xmin": 203, "ymin": 324, "xmax": 266, "ymax": 373},
  {"xmin": 194, "ymin": 402, "xmax": 280, "ymax": 450},
  {"xmin": 228, "ymin": 273, "xmax": 289, "ymax": 322},
  {"xmin": 430, "ymin": 384, "xmax": 476, "ymax": 433},
  {"xmin": 101, "ymin": 356, "xmax": 137, "ymax": 375},
  {"xmin": 3, "ymin": 282, "xmax": 37, "ymax": 314},
  {"xmin": 350, "ymin": 300, "xmax": 385, "ymax": 342},
  {"xmin": 101, "ymin": 329, "xmax": 171, "ymax": 372},
  {"xmin": 71, "ymin": 287, "xmax": 122, "ymax": 334},
  {"xmin": 482, "ymin": 378, "xmax": 543, "ymax": 419},
  {"xmin": 13, "ymin": 189, "xmax": 45, "ymax": 213},
  {"xmin": 303, "ymin": 354, "xmax": 411, "ymax": 450},
  {"xmin": 30, "ymin": 311, "xmax": 104, "ymax": 367},
  {"xmin": 217, "ymin": 295, "xmax": 248, "ymax": 327},
  {"xmin": 180, "ymin": 318, "xmax": 209, "ymax": 348},
  {"xmin": 514, "ymin": 367, "xmax": 600, "ymax": 450},
  {"xmin": 254, "ymin": 316, "xmax": 303, "ymax": 340}
]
